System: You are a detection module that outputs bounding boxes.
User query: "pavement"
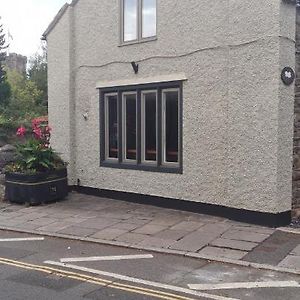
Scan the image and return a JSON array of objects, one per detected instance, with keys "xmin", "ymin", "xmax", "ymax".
[{"xmin": 0, "ymin": 191, "xmax": 299, "ymax": 275}]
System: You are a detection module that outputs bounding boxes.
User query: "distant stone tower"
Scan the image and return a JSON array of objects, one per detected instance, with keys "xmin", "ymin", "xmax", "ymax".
[{"xmin": 4, "ymin": 53, "xmax": 27, "ymax": 74}]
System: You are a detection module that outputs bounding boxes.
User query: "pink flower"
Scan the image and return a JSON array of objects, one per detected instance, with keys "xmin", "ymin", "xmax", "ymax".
[
  {"xmin": 33, "ymin": 127, "xmax": 42, "ymax": 139},
  {"xmin": 16, "ymin": 126, "xmax": 26, "ymax": 137}
]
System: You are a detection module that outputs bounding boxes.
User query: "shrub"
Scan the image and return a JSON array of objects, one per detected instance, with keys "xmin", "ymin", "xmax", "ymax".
[{"xmin": 4, "ymin": 117, "xmax": 65, "ymax": 174}]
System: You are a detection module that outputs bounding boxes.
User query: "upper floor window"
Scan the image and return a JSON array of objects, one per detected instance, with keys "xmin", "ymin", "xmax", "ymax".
[{"xmin": 121, "ymin": 0, "xmax": 157, "ymax": 43}]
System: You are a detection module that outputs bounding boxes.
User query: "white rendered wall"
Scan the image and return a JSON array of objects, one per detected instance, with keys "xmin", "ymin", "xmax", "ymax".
[{"xmin": 47, "ymin": 0, "xmax": 296, "ymax": 213}]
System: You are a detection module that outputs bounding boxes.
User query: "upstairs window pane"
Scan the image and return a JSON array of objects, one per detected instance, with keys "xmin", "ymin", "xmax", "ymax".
[
  {"xmin": 142, "ymin": 0, "xmax": 156, "ymax": 38},
  {"xmin": 124, "ymin": 0, "xmax": 138, "ymax": 41}
]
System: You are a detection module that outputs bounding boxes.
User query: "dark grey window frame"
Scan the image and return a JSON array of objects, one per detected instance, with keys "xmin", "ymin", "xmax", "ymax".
[
  {"xmin": 99, "ymin": 81, "xmax": 183, "ymax": 174},
  {"xmin": 120, "ymin": 0, "xmax": 157, "ymax": 45}
]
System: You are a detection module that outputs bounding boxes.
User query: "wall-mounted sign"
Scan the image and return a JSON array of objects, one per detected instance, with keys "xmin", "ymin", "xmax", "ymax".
[{"xmin": 281, "ymin": 67, "xmax": 295, "ymax": 86}]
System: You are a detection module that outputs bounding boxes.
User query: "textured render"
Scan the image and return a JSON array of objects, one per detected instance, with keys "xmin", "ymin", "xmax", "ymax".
[
  {"xmin": 293, "ymin": 9, "xmax": 300, "ymax": 209},
  {"xmin": 47, "ymin": 7, "xmax": 76, "ymax": 184},
  {"xmin": 47, "ymin": 0, "xmax": 296, "ymax": 213},
  {"xmin": 278, "ymin": 3, "xmax": 296, "ymax": 211}
]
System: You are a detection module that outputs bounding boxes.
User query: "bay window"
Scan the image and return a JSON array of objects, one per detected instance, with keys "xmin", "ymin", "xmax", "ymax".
[{"xmin": 100, "ymin": 82, "xmax": 182, "ymax": 173}]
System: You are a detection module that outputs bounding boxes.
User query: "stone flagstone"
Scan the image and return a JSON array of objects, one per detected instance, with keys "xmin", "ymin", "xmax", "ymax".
[
  {"xmin": 210, "ymin": 238, "xmax": 258, "ymax": 251},
  {"xmin": 197, "ymin": 246, "xmax": 247, "ymax": 260}
]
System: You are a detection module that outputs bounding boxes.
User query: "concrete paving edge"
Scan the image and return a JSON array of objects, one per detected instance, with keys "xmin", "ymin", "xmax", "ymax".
[
  {"xmin": 0, "ymin": 225, "xmax": 299, "ymax": 276},
  {"xmin": 277, "ymin": 227, "xmax": 300, "ymax": 235}
]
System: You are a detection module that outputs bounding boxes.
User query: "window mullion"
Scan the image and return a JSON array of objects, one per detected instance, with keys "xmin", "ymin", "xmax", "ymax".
[
  {"xmin": 137, "ymin": 90, "xmax": 142, "ymax": 164},
  {"xmin": 117, "ymin": 90, "xmax": 123, "ymax": 163},
  {"xmin": 120, "ymin": 0, "xmax": 124, "ymax": 43},
  {"xmin": 138, "ymin": 0, "xmax": 142, "ymax": 40},
  {"xmin": 179, "ymin": 82, "xmax": 183, "ymax": 171},
  {"xmin": 157, "ymin": 88, "xmax": 162, "ymax": 167},
  {"xmin": 100, "ymin": 91, "xmax": 105, "ymax": 163}
]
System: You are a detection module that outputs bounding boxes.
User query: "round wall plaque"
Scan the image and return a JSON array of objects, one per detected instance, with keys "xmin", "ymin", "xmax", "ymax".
[{"xmin": 281, "ymin": 67, "xmax": 295, "ymax": 86}]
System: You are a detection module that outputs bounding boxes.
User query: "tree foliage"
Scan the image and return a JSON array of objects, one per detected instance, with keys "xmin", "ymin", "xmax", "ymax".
[
  {"xmin": 0, "ymin": 19, "xmax": 11, "ymax": 107},
  {"xmin": 5, "ymin": 69, "xmax": 45, "ymax": 118},
  {"xmin": 28, "ymin": 45, "xmax": 48, "ymax": 106}
]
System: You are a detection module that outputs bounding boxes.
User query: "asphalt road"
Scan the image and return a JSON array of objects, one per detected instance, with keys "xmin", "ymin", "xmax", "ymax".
[{"xmin": 0, "ymin": 229, "xmax": 299, "ymax": 300}]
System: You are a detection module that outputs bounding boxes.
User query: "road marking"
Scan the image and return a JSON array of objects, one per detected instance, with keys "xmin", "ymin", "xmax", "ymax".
[
  {"xmin": 188, "ymin": 281, "xmax": 300, "ymax": 290},
  {"xmin": 0, "ymin": 257, "xmax": 201, "ymax": 300},
  {"xmin": 60, "ymin": 254, "xmax": 154, "ymax": 263},
  {"xmin": 0, "ymin": 237, "xmax": 45, "ymax": 242},
  {"xmin": 44, "ymin": 260, "xmax": 239, "ymax": 300}
]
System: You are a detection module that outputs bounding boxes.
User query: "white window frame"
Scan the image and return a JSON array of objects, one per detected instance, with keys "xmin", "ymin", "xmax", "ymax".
[
  {"xmin": 162, "ymin": 88, "xmax": 180, "ymax": 166},
  {"xmin": 141, "ymin": 90, "xmax": 158, "ymax": 164},
  {"xmin": 105, "ymin": 93, "xmax": 119, "ymax": 161},
  {"xmin": 122, "ymin": 91, "xmax": 138, "ymax": 163},
  {"xmin": 120, "ymin": 0, "xmax": 157, "ymax": 45}
]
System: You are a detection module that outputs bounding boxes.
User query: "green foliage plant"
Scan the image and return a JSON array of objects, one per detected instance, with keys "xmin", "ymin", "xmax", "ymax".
[{"xmin": 5, "ymin": 117, "xmax": 65, "ymax": 174}]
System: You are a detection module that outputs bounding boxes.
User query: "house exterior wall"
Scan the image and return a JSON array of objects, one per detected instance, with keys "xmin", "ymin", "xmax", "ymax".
[
  {"xmin": 47, "ymin": 6, "xmax": 76, "ymax": 184},
  {"xmin": 47, "ymin": 0, "xmax": 296, "ymax": 214},
  {"xmin": 293, "ymin": 7, "xmax": 300, "ymax": 209}
]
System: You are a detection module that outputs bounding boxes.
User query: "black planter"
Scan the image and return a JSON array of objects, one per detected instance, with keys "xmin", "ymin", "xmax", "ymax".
[{"xmin": 5, "ymin": 168, "xmax": 68, "ymax": 205}]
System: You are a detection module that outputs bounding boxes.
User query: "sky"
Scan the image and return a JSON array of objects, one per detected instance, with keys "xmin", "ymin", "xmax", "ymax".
[{"xmin": 0, "ymin": 0, "xmax": 71, "ymax": 58}]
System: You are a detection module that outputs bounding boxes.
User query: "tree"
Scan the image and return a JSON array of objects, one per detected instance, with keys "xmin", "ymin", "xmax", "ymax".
[
  {"xmin": 6, "ymin": 69, "xmax": 45, "ymax": 118},
  {"xmin": 0, "ymin": 19, "xmax": 11, "ymax": 107},
  {"xmin": 28, "ymin": 45, "xmax": 47, "ymax": 106}
]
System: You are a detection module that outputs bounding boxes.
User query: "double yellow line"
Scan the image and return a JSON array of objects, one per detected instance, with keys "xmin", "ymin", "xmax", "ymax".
[{"xmin": 0, "ymin": 257, "xmax": 197, "ymax": 300}]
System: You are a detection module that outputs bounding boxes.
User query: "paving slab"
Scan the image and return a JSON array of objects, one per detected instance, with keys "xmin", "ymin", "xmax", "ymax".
[
  {"xmin": 197, "ymin": 246, "xmax": 247, "ymax": 260},
  {"xmin": 36, "ymin": 221, "xmax": 75, "ymax": 233},
  {"xmin": 278, "ymin": 255, "xmax": 300, "ymax": 270},
  {"xmin": 221, "ymin": 229, "xmax": 270, "ymax": 243},
  {"xmin": 290, "ymin": 244, "xmax": 300, "ymax": 256},
  {"xmin": 76, "ymin": 218, "xmax": 118, "ymax": 230},
  {"xmin": 115, "ymin": 232, "xmax": 149, "ymax": 244},
  {"xmin": 90, "ymin": 228, "xmax": 128, "ymax": 240},
  {"xmin": 47, "ymin": 212, "xmax": 77, "ymax": 219},
  {"xmin": 58, "ymin": 226, "xmax": 98, "ymax": 237},
  {"xmin": 243, "ymin": 231, "xmax": 300, "ymax": 265},
  {"xmin": 63, "ymin": 217, "xmax": 90, "ymax": 224},
  {"xmin": 169, "ymin": 223, "xmax": 231, "ymax": 252},
  {"xmin": 110, "ymin": 222, "xmax": 141, "ymax": 231},
  {"xmin": 150, "ymin": 216, "xmax": 182, "ymax": 226},
  {"xmin": 210, "ymin": 238, "xmax": 258, "ymax": 251},
  {"xmin": 26, "ymin": 217, "xmax": 58, "ymax": 226},
  {"xmin": 170, "ymin": 221, "xmax": 204, "ymax": 231},
  {"xmin": 133, "ymin": 224, "xmax": 167, "ymax": 235},
  {"xmin": 230, "ymin": 225, "xmax": 275, "ymax": 235},
  {"xmin": 136, "ymin": 237, "xmax": 176, "ymax": 248},
  {"xmin": 13, "ymin": 223, "xmax": 43, "ymax": 231},
  {"xmin": 121, "ymin": 217, "xmax": 151, "ymax": 226},
  {"xmin": 154, "ymin": 229, "xmax": 189, "ymax": 241}
]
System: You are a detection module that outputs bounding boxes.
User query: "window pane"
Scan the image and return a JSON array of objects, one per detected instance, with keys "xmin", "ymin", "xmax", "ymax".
[
  {"xmin": 124, "ymin": 94, "xmax": 137, "ymax": 160},
  {"xmin": 124, "ymin": 0, "xmax": 138, "ymax": 41},
  {"xmin": 143, "ymin": 92, "xmax": 157, "ymax": 161},
  {"xmin": 107, "ymin": 95, "xmax": 118, "ymax": 159},
  {"xmin": 142, "ymin": 0, "xmax": 156, "ymax": 38},
  {"xmin": 164, "ymin": 91, "xmax": 179, "ymax": 163}
]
